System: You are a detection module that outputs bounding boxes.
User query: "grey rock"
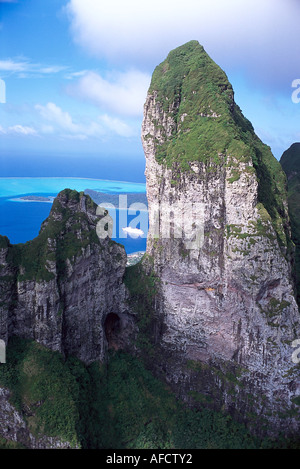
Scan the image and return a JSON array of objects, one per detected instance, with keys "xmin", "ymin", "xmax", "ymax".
[
  {"xmin": 0, "ymin": 190, "xmax": 135, "ymax": 365},
  {"xmin": 140, "ymin": 43, "xmax": 300, "ymax": 436}
]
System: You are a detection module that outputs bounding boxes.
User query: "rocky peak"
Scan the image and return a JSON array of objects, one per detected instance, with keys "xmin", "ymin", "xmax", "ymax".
[
  {"xmin": 140, "ymin": 41, "xmax": 300, "ymax": 436},
  {"xmin": 39, "ymin": 188, "xmax": 99, "ymax": 233},
  {"xmin": 0, "ymin": 190, "xmax": 133, "ymax": 364},
  {"xmin": 143, "ymin": 41, "xmax": 290, "ymax": 255}
]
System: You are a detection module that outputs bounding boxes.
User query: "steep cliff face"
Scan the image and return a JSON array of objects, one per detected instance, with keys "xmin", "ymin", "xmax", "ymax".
[
  {"xmin": 280, "ymin": 143, "xmax": 300, "ymax": 305},
  {"xmin": 141, "ymin": 41, "xmax": 300, "ymax": 435},
  {"xmin": 0, "ymin": 189, "xmax": 133, "ymax": 364}
]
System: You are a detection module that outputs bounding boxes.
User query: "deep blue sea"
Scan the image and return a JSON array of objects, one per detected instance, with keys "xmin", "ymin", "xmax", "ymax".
[{"xmin": 0, "ymin": 177, "xmax": 148, "ymax": 254}]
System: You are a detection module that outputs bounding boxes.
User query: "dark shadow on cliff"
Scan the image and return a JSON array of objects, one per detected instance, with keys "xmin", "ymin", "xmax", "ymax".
[{"xmin": 280, "ymin": 143, "xmax": 300, "ymax": 307}]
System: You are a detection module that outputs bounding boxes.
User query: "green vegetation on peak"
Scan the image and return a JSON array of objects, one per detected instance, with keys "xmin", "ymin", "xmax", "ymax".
[
  {"xmin": 149, "ymin": 40, "xmax": 234, "ymax": 115},
  {"xmin": 147, "ymin": 41, "xmax": 291, "ymax": 251},
  {"xmin": 280, "ymin": 144, "xmax": 300, "ymax": 306},
  {"xmin": 50, "ymin": 188, "xmax": 98, "ymax": 216},
  {"xmin": 5, "ymin": 189, "xmax": 101, "ymax": 282},
  {"xmin": 0, "ymin": 235, "xmax": 10, "ymax": 249},
  {"xmin": 149, "ymin": 41, "xmax": 235, "ymax": 170}
]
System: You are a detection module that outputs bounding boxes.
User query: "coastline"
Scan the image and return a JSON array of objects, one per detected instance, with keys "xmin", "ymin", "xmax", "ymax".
[
  {"xmin": 0, "ymin": 176, "xmax": 146, "ymax": 187},
  {"xmin": 126, "ymin": 251, "xmax": 145, "ymax": 266},
  {"xmin": 9, "ymin": 196, "xmax": 55, "ymax": 203}
]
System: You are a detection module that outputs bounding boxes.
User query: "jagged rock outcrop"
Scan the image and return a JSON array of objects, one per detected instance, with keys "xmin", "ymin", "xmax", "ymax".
[
  {"xmin": 140, "ymin": 41, "xmax": 300, "ymax": 436},
  {"xmin": 0, "ymin": 189, "xmax": 134, "ymax": 364}
]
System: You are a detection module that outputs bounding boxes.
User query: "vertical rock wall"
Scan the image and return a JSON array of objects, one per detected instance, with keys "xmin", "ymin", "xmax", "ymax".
[
  {"xmin": 0, "ymin": 189, "xmax": 133, "ymax": 364},
  {"xmin": 141, "ymin": 41, "xmax": 300, "ymax": 435}
]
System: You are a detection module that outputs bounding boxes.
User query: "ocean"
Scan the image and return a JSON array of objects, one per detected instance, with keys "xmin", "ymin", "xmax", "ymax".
[{"xmin": 0, "ymin": 177, "xmax": 148, "ymax": 254}]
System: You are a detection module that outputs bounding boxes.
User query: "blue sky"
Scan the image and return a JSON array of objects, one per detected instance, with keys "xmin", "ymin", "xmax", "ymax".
[{"xmin": 0, "ymin": 0, "xmax": 300, "ymax": 180}]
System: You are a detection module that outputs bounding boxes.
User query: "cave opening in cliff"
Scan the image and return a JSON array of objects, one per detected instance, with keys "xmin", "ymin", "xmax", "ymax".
[{"xmin": 104, "ymin": 313, "xmax": 121, "ymax": 350}]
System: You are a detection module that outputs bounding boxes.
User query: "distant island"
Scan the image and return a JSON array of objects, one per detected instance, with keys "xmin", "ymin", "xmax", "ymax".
[
  {"xmin": 10, "ymin": 195, "xmax": 55, "ymax": 203},
  {"xmin": 9, "ymin": 191, "xmax": 148, "ymax": 208}
]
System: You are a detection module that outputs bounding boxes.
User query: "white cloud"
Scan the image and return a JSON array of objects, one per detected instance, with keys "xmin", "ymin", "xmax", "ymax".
[
  {"xmin": 39, "ymin": 66, "xmax": 67, "ymax": 74},
  {"xmin": 35, "ymin": 102, "xmax": 99, "ymax": 138},
  {"xmin": 35, "ymin": 102, "xmax": 79, "ymax": 133},
  {"xmin": 0, "ymin": 58, "xmax": 68, "ymax": 76},
  {"xmin": 35, "ymin": 102, "xmax": 135, "ymax": 139},
  {"xmin": 99, "ymin": 114, "xmax": 135, "ymax": 137},
  {"xmin": 64, "ymin": 69, "xmax": 89, "ymax": 80},
  {"xmin": 0, "ymin": 59, "xmax": 28, "ymax": 72},
  {"xmin": 66, "ymin": 70, "xmax": 150, "ymax": 117},
  {"xmin": 7, "ymin": 125, "xmax": 37, "ymax": 135},
  {"xmin": 66, "ymin": 0, "xmax": 300, "ymax": 91}
]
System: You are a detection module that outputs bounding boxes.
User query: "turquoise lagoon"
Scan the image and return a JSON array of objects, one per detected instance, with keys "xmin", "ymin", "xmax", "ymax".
[{"xmin": 0, "ymin": 177, "xmax": 148, "ymax": 254}]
